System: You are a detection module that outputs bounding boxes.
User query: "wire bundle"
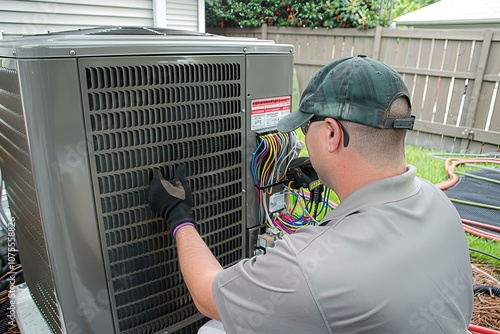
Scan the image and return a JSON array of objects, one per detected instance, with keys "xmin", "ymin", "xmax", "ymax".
[
  {"xmin": 251, "ymin": 132, "xmax": 297, "ymax": 189},
  {"xmin": 251, "ymin": 131, "xmax": 299, "ymax": 226},
  {"xmin": 251, "ymin": 131, "xmax": 335, "ymax": 234},
  {"xmin": 272, "ymin": 187, "xmax": 336, "ymax": 233}
]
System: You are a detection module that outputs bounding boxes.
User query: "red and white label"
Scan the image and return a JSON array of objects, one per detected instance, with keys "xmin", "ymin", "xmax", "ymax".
[{"xmin": 251, "ymin": 96, "xmax": 291, "ymax": 130}]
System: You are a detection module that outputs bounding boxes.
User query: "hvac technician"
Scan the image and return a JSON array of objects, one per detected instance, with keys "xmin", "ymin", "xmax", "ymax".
[{"xmin": 148, "ymin": 55, "xmax": 474, "ymax": 333}]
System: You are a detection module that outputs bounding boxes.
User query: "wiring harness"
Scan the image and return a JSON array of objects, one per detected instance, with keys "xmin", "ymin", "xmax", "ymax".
[{"xmin": 251, "ymin": 132, "xmax": 335, "ymax": 240}]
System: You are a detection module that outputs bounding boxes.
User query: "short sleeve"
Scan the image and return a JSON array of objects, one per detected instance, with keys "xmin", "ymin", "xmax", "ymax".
[{"xmin": 212, "ymin": 237, "xmax": 328, "ymax": 334}]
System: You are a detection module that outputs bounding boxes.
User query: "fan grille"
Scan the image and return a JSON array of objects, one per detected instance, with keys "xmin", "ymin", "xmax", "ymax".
[{"xmin": 82, "ymin": 57, "xmax": 245, "ymax": 333}]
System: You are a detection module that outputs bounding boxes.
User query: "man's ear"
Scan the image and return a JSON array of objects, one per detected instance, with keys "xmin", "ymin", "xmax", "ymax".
[{"xmin": 325, "ymin": 118, "xmax": 342, "ymax": 153}]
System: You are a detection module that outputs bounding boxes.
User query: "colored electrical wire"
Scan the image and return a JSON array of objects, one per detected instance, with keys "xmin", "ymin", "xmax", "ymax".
[
  {"xmin": 301, "ymin": 188, "xmax": 337, "ymax": 210},
  {"xmin": 252, "ymin": 131, "xmax": 335, "ymax": 234},
  {"xmin": 274, "ymin": 187, "xmax": 332, "ymax": 233},
  {"xmin": 252, "ymin": 131, "xmax": 300, "ymax": 227}
]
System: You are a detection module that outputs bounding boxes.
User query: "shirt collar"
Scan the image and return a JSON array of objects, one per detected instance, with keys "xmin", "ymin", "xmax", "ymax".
[{"xmin": 321, "ymin": 165, "xmax": 421, "ymax": 225}]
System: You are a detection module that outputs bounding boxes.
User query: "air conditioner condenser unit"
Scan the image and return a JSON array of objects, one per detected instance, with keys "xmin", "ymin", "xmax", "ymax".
[{"xmin": 0, "ymin": 27, "xmax": 294, "ymax": 334}]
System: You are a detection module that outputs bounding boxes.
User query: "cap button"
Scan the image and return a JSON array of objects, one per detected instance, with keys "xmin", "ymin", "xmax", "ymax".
[{"xmin": 357, "ymin": 54, "xmax": 367, "ymax": 58}]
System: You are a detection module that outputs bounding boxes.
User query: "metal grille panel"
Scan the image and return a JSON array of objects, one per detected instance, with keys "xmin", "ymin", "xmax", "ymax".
[
  {"xmin": 0, "ymin": 65, "xmax": 62, "ymax": 333},
  {"xmin": 81, "ymin": 57, "xmax": 245, "ymax": 333}
]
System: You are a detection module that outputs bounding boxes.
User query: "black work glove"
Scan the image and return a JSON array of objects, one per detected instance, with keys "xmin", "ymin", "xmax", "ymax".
[{"xmin": 148, "ymin": 165, "xmax": 196, "ymax": 238}]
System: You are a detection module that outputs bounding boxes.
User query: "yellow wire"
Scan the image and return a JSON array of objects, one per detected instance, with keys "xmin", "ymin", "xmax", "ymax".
[
  {"xmin": 262, "ymin": 135, "xmax": 277, "ymax": 194},
  {"xmin": 278, "ymin": 132, "xmax": 289, "ymax": 179},
  {"xmin": 256, "ymin": 132, "xmax": 298, "ymax": 223},
  {"xmin": 259, "ymin": 136, "xmax": 270, "ymax": 186}
]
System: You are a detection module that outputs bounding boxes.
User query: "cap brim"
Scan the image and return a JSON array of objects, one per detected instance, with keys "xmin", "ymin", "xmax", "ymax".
[{"xmin": 277, "ymin": 109, "xmax": 314, "ymax": 133}]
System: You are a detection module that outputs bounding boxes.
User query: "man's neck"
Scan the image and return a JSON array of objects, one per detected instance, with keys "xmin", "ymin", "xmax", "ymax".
[{"xmin": 331, "ymin": 156, "xmax": 406, "ymax": 201}]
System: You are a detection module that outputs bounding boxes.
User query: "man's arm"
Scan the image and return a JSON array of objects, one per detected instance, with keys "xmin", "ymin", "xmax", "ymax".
[{"xmin": 175, "ymin": 225, "xmax": 222, "ymax": 321}]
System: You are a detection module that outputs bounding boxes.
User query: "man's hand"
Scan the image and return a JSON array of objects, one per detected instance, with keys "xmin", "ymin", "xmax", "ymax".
[{"xmin": 148, "ymin": 165, "xmax": 196, "ymax": 237}]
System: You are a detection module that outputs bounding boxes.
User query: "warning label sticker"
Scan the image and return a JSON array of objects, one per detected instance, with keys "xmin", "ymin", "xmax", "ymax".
[
  {"xmin": 269, "ymin": 191, "xmax": 285, "ymax": 213},
  {"xmin": 251, "ymin": 96, "xmax": 291, "ymax": 130}
]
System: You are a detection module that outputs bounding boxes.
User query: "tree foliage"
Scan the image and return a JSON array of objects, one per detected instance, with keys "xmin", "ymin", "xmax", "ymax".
[
  {"xmin": 391, "ymin": 0, "xmax": 440, "ymax": 20},
  {"xmin": 206, "ymin": 0, "xmax": 384, "ymax": 29}
]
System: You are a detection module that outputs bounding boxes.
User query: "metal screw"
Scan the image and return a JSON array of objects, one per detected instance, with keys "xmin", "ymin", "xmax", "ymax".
[
  {"xmin": 69, "ymin": 50, "xmax": 76, "ymax": 56},
  {"xmin": 12, "ymin": 51, "xmax": 16, "ymax": 56},
  {"xmin": 242, "ymin": 189, "xmax": 246, "ymax": 193},
  {"xmin": 243, "ymin": 47, "xmax": 248, "ymax": 53},
  {"xmin": 289, "ymin": 48, "xmax": 294, "ymax": 53},
  {"xmin": 242, "ymin": 108, "xmax": 246, "ymax": 113}
]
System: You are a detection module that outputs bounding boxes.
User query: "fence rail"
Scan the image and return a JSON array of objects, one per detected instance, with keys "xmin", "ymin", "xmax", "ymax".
[{"xmin": 209, "ymin": 26, "xmax": 500, "ymax": 153}]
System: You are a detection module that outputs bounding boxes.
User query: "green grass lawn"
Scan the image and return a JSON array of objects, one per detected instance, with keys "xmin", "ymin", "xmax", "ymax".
[{"xmin": 295, "ymin": 131, "xmax": 500, "ymax": 268}]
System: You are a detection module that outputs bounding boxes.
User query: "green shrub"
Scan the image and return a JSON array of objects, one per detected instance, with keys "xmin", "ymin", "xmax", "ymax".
[{"xmin": 206, "ymin": 0, "xmax": 385, "ymax": 29}]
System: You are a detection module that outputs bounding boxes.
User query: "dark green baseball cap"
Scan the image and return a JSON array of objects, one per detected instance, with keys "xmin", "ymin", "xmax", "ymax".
[{"xmin": 277, "ymin": 54, "xmax": 414, "ymax": 132}]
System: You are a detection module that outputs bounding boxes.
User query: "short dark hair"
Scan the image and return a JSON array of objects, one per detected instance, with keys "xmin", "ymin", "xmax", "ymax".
[{"xmin": 342, "ymin": 97, "xmax": 411, "ymax": 167}]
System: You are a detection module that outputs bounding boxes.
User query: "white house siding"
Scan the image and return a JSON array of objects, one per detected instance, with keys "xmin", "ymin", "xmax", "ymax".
[
  {"xmin": 0, "ymin": 0, "xmax": 154, "ymax": 37},
  {"xmin": 165, "ymin": 0, "xmax": 201, "ymax": 32}
]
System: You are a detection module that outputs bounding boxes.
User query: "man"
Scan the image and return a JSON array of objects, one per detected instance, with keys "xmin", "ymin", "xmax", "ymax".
[{"xmin": 148, "ymin": 55, "xmax": 473, "ymax": 333}]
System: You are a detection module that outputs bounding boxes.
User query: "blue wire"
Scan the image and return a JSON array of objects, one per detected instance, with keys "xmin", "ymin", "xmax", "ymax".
[{"xmin": 251, "ymin": 138, "xmax": 265, "ymax": 186}]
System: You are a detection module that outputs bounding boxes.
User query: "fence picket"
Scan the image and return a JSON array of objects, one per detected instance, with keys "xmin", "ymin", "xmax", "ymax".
[{"xmin": 462, "ymin": 30, "xmax": 493, "ymax": 148}]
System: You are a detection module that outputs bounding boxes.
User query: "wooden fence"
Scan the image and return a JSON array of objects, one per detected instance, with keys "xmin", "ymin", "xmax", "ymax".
[{"xmin": 209, "ymin": 26, "xmax": 500, "ymax": 153}]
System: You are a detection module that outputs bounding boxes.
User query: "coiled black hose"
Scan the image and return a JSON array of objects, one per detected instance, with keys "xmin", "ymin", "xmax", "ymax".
[{"xmin": 473, "ymin": 284, "xmax": 500, "ymax": 297}]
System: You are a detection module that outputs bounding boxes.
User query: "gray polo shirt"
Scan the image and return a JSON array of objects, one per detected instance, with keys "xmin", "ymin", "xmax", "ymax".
[{"xmin": 212, "ymin": 166, "xmax": 473, "ymax": 334}]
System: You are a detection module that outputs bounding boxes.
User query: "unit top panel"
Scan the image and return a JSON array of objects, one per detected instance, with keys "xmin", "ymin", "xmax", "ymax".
[{"xmin": 0, "ymin": 26, "xmax": 294, "ymax": 59}]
